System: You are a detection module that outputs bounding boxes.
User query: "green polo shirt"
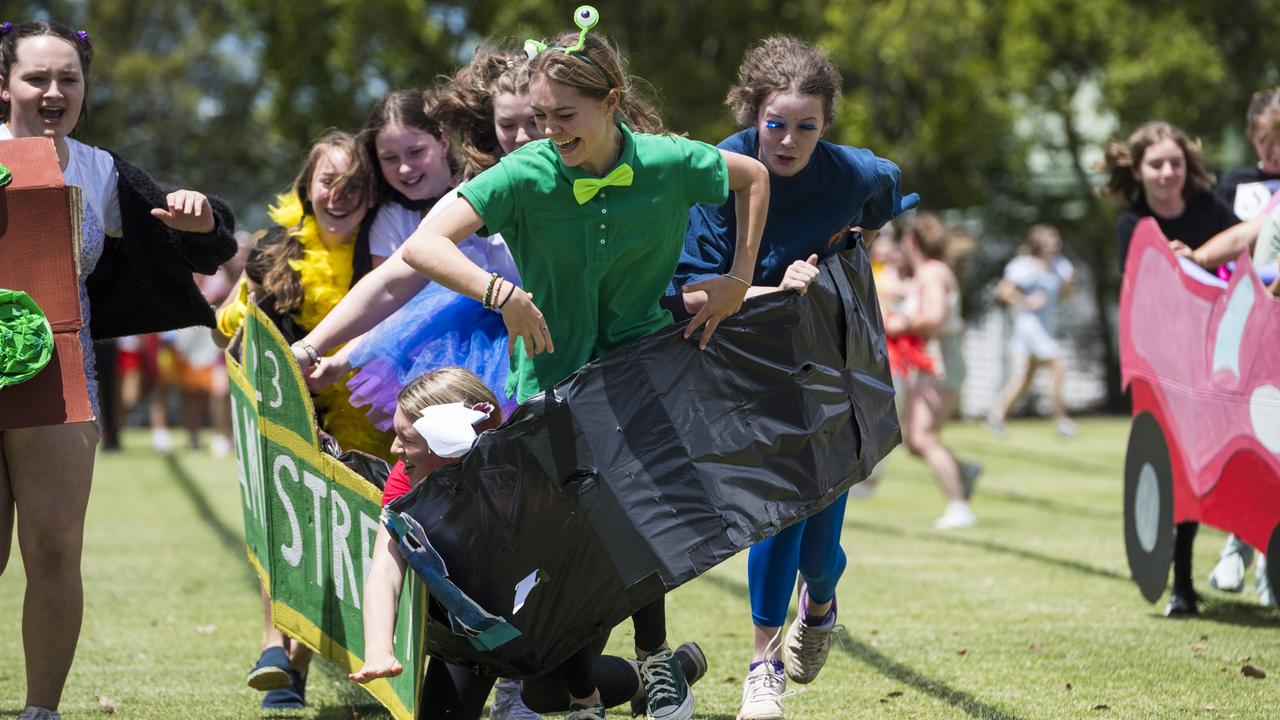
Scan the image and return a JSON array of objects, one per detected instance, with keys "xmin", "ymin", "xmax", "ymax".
[{"xmin": 460, "ymin": 123, "xmax": 728, "ymax": 403}]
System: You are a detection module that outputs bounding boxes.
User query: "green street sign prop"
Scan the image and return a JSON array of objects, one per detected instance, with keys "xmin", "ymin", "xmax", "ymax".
[{"xmin": 227, "ymin": 301, "xmax": 424, "ymax": 719}]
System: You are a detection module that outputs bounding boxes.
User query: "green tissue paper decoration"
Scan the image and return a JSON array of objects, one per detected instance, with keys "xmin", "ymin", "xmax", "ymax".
[
  {"xmin": 0, "ymin": 162, "xmax": 12, "ymax": 188},
  {"xmin": 0, "ymin": 289, "xmax": 55, "ymax": 389}
]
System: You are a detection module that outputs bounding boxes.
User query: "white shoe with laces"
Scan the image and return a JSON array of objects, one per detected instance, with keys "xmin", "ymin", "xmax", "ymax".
[
  {"xmin": 563, "ymin": 703, "xmax": 605, "ymax": 720},
  {"xmin": 18, "ymin": 707, "xmax": 61, "ymax": 720},
  {"xmin": 782, "ymin": 587, "xmax": 838, "ymax": 684},
  {"xmin": 736, "ymin": 661, "xmax": 786, "ymax": 720}
]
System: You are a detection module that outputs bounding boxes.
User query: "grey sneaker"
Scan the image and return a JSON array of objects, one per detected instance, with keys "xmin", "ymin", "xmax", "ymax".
[
  {"xmin": 18, "ymin": 708, "xmax": 60, "ymax": 720},
  {"xmin": 639, "ymin": 647, "xmax": 693, "ymax": 720},
  {"xmin": 782, "ymin": 586, "xmax": 837, "ymax": 684},
  {"xmin": 959, "ymin": 461, "xmax": 982, "ymax": 501},
  {"xmin": 565, "ymin": 703, "xmax": 605, "ymax": 720},
  {"xmin": 491, "ymin": 679, "xmax": 542, "ymax": 720},
  {"xmin": 736, "ymin": 661, "xmax": 785, "ymax": 720}
]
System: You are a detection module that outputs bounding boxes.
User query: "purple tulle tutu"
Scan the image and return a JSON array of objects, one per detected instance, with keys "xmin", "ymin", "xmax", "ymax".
[{"xmin": 347, "ymin": 281, "xmax": 514, "ymax": 430}]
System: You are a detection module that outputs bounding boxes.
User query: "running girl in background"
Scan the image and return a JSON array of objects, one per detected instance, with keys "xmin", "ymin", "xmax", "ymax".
[
  {"xmin": 987, "ymin": 224, "xmax": 1076, "ymax": 439},
  {"xmin": 214, "ymin": 130, "xmax": 394, "ymax": 709},
  {"xmin": 670, "ymin": 36, "xmax": 918, "ymax": 720},
  {"xmin": 0, "ymin": 20, "xmax": 236, "ymax": 720},
  {"xmin": 891, "ymin": 214, "xmax": 976, "ymax": 530},
  {"xmin": 1101, "ymin": 120, "xmax": 1239, "ymax": 617}
]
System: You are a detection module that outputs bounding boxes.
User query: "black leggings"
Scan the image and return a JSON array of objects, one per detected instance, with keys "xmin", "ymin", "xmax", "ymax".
[
  {"xmin": 418, "ymin": 597, "xmax": 670, "ymax": 717},
  {"xmin": 417, "ymin": 659, "xmax": 496, "ymax": 720},
  {"xmin": 521, "ymin": 597, "xmax": 669, "ymax": 712},
  {"xmin": 1172, "ymin": 522, "xmax": 1198, "ymax": 593}
]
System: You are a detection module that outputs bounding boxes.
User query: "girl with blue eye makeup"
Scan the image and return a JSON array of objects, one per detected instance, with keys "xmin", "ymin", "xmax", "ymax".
[{"xmin": 670, "ymin": 36, "xmax": 918, "ymax": 720}]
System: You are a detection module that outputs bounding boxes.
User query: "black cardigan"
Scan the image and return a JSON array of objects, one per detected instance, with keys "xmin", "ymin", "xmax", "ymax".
[{"xmin": 84, "ymin": 152, "xmax": 237, "ymax": 339}]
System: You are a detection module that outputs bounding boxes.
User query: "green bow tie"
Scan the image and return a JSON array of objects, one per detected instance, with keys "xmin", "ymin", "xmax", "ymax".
[{"xmin": 572, "ymin": 163, "xmax": 633, "ymax": 204}]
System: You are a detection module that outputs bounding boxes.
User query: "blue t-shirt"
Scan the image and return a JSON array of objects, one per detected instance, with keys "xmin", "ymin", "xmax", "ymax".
[{"xmin": 672, "ymin": 128, "xmax": 920, "ymax": 290}]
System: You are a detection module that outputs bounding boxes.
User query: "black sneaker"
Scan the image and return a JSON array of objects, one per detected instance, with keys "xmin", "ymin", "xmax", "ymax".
[
  {"xmin": 638, "ymin": 647, "xmax": 693, "ymax": 720},
  {"xmin": 1164, "ymin": 586, "xmax": 1200, "ymax": 618},
  {"xmin": 631, "ymin": 643, "xmax": 707, "ymax": 717}
]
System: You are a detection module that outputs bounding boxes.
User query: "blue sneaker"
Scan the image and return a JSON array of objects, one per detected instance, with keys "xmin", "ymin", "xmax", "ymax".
[
  {"xmin": 261, "ymin": 668, "xmax": 306, "ymax": 709},
  {"xmin": 247, "ymin": 646, "xmax": 292, "ymax": 691}
]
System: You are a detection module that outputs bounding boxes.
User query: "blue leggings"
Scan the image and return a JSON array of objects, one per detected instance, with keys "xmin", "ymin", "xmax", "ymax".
[{"xmin": 747, "ymin": 492, "xmax": 848, "ymax": 627}]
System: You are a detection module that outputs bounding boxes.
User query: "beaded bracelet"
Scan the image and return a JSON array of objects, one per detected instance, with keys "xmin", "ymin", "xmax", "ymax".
[
  {"xmin": 493, "ymin": 277, "xmax": 506, "ymax": 311},
  {"xmin": 722, "ymin": 272, "xmax": 752, "ymax": 289},
  {"xmin": 482, "ymin": 272, "xmax": 500, "ymax": 309}
]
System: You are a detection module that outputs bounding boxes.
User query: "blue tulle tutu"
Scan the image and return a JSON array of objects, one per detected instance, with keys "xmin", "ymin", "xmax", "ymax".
[{"xmin": 347, "ymin": 281, "xmax": 513, "ymax": 431}]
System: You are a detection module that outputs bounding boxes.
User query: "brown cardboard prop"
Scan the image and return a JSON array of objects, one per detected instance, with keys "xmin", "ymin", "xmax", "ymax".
[{"xmin": 0, "ymin": 137, "xmax": 92, "ymax": 428}]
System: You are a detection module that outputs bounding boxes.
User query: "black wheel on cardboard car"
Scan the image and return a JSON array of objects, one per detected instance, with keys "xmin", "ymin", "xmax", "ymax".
[{"xmin": 1124, "ymin": 411, "xmax": 1175, "ymax": 603}]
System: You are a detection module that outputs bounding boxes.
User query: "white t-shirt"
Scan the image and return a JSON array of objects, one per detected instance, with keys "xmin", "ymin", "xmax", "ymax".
[
  {"xmin": 369, "ymin": 202, "xmax": 421, "ymax": 257},
  {"xmin": 0, "ymin": 124, "xmax": 121, "ymax": 237},
  {"xmin": 424, "ymin": 185, "xmax": 521, "ymax": 283}
]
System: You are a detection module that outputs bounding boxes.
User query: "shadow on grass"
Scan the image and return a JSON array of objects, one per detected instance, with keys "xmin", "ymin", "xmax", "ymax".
[
  {"xmin": 843, "ymin": 518, "xmax": 1128, "ymax": 583},
  {"xmin": 1179, "ymin": 597, "xmax": 1280, "ymax": 629},
  {"xmin": 164, "ymin": 453, "xmax": 260, "ymax": 591},
  {"xmin": 698, "ymin": 573, "xmax": 1024, "ymax": 720},
  {"xmin": 961, "ymin": 440, "xmax": 1116, "ymax": 477},
  {"xmin": 977, "ymin": 488, "xmax": 1119, "ymax": 521}
]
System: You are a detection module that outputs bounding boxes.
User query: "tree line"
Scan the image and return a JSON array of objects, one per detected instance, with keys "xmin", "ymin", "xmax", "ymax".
[{"xmin": 10, "ymin": 0, "xmax": 1280, "ymax": 407}]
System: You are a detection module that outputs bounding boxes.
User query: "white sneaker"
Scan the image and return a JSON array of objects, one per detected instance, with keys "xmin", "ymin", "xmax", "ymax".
[
  {"xmin": 490, "ymin": 679, "xmax": 541, "ymax": 720},
  {"xmin": 210, "ymin": 434, "xmax": 233, "ymax": 459},
  {"xmin": 1055, "ymin": 418, "xmax": 1077, "ymax": 438},
  {"xmin": 782, "ymin": 587, "xmax": 837, "ymax": 684},
  {"xmin": 1257, "ymin": 557, "xmax": 1275, "ymax": 608},
  {"xmin": 1207, "ymin": 552, "xmax": 1246, "ymax": 593},
  {"xmin": 18, "ymin": 707, "xmax": 60, "ymax": 720},
  {"xmin": 934, "ymin": 501, "xmax": 976, "ymax": 530},
  {"xmin": 151, "ymin": 426, "xmax": 174, "ymax": 455},
  {"xmin": 737, "ymin": 662, "xmax": 786, "ymax": 720},
  {"xmin": 563, "ymin": 704, "xmax": 604, "ymax": 720}
]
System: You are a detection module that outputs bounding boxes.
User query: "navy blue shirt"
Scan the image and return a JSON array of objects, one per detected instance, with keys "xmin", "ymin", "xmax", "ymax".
[{"xmin": 672, "ymin": 128, "xmax": 920, "ymax": 290}]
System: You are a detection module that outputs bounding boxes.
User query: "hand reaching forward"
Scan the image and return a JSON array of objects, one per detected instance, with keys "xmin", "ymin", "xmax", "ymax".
[
  {"xmin": 779, "ymin": 254, "xmax": 820, "ymax": 294},
  {"xmin": 151, "ymin": 189, "xmax": 216, "ymax": 233},
  {"xmin": 681, "ymin": 274, "xmax": 750, "ymax": 350}
]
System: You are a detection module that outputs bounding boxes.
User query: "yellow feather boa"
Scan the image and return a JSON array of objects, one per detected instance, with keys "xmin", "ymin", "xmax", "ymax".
[{"xmin": 267, "ymin": 193, "xmax": 395, "ymax": 461}]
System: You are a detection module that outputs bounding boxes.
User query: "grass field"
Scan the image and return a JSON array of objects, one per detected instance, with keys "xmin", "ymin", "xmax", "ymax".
[{"xmin": 1, "ymin": 418, "xmax": 1275, "ymax": 719}]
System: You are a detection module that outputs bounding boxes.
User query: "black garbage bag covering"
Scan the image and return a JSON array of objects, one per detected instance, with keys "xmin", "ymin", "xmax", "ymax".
[{"xmin": 387, "ymin": 246, "xmax": 900, "ymax": 677}]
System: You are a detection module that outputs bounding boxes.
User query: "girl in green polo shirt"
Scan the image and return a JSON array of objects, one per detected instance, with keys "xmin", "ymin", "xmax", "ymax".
[{"xmin": 395, "ymin": 17, "xmax": 770, "ymax": 720}]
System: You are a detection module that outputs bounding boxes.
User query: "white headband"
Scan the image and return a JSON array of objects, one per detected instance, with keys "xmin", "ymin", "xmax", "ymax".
[{"xmin": 411, "ymin": 403, "xmax": 491, "ymax": 458}]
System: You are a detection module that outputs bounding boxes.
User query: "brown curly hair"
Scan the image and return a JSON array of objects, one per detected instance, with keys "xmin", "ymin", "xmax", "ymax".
[
  {"xmin": 528, "ymin": 32, "xmax": 664, "ymax": 134},
  {"xmin": 1099, "ymin": 121, "xmax": 1214, "ymax": 207},
  {"xmin": 725, "ymin": 36, "xmax": 841, "ymax": 129},
  {"xmin": 429, "ymin": 47, "xmax": 532, "ymax": 181},
  {"xmin": 257, "ymin": 131, "xmax": 370, "ymax": 315}
]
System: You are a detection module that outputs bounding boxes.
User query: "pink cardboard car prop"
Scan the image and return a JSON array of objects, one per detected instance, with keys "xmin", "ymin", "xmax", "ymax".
[{"xmin": 1120, "ymin": 218, "xmax": 1280, "ymax": 603}]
